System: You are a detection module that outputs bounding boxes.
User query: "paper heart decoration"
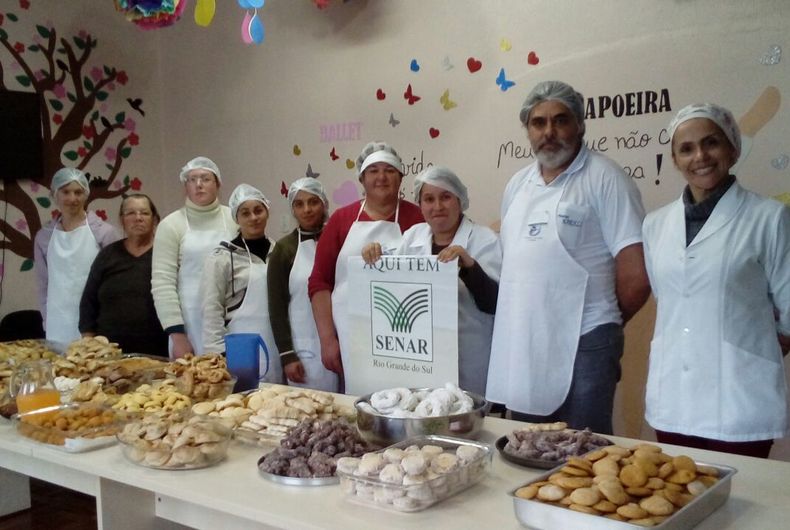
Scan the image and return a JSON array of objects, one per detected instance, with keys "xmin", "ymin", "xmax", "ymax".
[
  {"xmin": 376, "ymin": 88, "xmax": 386, "ymax": 100},
  {"xmin": 429, "ymin": 127, "xmax": 440, "ymax": 139},
  {"xmin": 527, "ymin": 51, "xmax": 540, "ymax": 65},
  {"xmin": 332, "ymin": 180, "xmax": 360, "ymax": 207},
  {"xmin": 293, "ymin": 145, "xmax": 301, "ymax": 156},
  {"xmin": 410, "ymin": 59, "xmax": 420, "ymax": 72},
  {"xmin": 771, "ymin": 154, "xmax": 789, "ymax": 170},
  {"xmin": 466, "ymin": 57, "xmax": 482, "ymax": 73},
  {"xmin": 345, "ymin": 159, "xmax": 355, "ymax": 169}
]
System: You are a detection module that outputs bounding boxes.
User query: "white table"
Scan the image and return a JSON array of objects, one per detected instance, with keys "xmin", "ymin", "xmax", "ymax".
[{"xmin": 2, "ymin": 415, "xmax": 790, "ymax": 529}]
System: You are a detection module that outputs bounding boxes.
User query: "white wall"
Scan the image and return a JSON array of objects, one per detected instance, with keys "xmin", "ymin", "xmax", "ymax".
[{"xmin": 2, "ymin": 0, "xmax": 789, "ymax": 457}]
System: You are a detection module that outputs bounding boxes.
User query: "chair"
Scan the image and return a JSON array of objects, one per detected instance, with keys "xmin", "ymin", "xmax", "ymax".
[{"xmin": 0, "ymin": 310, "xmax": 45, "ymax": 341}]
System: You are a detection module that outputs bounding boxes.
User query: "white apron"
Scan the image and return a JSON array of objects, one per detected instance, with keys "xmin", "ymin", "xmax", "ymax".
[
  {"xmin": 487, "ymin": 175, "xmax": 588, "ymax": 414},
  {"xmin": 401, "ymin": 219, "xmax": 496, "ymax": 396},
  {"xmin": 176, "ymin": 211, "xmax": 228, "ymax": 356},
  {"xmin": 226, "ymin": 240, "xmax": 283, "ymax": 384},
  {"xmin": 287, "ymin": 231, "xmax": 339, "ymax": 392},
  {"xmin": 332, "ymin": 200, "xmax": 404, "ymax": 388},
  {"xmin": 45, "ymin": 219, "xmax": 99, "ymax": 348}
]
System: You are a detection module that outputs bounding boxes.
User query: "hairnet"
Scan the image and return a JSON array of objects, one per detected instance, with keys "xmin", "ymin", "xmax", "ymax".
[
  {"xmin": 179, "ymin": 156, "xmax": 222, "ymax": 183},
  {"xmin": 667, "ymin": 103, "xmax": 741, "ymax": 158},
  {"xmin": 519, "ymin": 80, "xmax": 586, "ymax": 135},
  {"xmin": 413, "ymin": 166, "xmax": 470, "ymax": 211},
  {"xmin": 355, "ymin": 141, "xmax": 404, "ymax": 177},
  {"xmin": 229, "ymin": 183, "xmax": 270, "ymax": 220},
  {"xmin": 50, "ymin": 167, "xmax": 89, "ymax": 197},
  {"xmin": 288, "ymin": 177, "xmax": 329, "ymax": 221}
]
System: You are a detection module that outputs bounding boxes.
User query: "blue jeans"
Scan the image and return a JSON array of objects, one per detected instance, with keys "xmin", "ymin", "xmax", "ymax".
[{"xmin": 510, "ymin": 323, "xmax": 624, "ymax": 434}]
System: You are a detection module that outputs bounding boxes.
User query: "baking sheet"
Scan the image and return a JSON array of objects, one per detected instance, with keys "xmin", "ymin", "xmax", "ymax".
[{"xmin": 510, "ymin": 460, "xmax": 736, "ymax": 529}]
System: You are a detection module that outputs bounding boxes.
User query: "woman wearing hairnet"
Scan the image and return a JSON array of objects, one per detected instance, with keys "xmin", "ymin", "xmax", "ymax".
[
  {"xmin": 308, "ymin": 142, "xmax": 423, "ymax": 392},
  {"xmin": 267, "ymin": 178, "xmax": 338, "ymax": 391},
  {"xmin": 643, "ymin": 103, "xmax": 790, "ymax": 458},
  {"xmin": 362, "ymin": 167, "xmax": 502, "ymax": 395},
  {"xmin": 33, "ymin": 167, "xmax": 120, "ymax": 348},
  {"xmin": 200, "ymin": 184, "xmax": 282, "ymax": 383},
  {"xmin": 151, "ymin": 157, "xmax": 236, "ymax": 358}
]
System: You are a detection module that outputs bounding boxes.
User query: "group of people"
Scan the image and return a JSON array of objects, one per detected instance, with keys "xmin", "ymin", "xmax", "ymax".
[{"xmin": 32, "ymin": 80, "xmax": 789, "ymax": 459}]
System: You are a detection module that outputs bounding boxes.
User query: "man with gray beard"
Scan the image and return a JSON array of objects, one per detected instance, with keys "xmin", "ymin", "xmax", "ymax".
[{"xmin": 486, "ymin": 81, "xmax": 650, "ymax": 434}]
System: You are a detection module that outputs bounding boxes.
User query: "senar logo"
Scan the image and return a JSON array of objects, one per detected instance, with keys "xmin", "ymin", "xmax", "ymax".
[
  {"xmin": 370, "ymin": 281, "xmax": 434, "ymax": 362},
  {"xmin": 372, "ymin": 285, "xmax": 429, "ymax": 333}
]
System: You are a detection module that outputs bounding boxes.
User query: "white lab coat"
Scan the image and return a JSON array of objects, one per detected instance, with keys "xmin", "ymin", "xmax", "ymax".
[
  {"xmin": 643, "ymin": 182, "xmax": 790, "ymax": 441},
  {"xmin": 397, "ymin": 217, "xmax": 502, "ymax": 395}
]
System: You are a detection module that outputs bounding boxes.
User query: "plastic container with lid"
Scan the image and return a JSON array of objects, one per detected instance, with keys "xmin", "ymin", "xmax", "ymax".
[{"xmin": 336, "ymin": 435, "xmax": 492, "ymax": 512}]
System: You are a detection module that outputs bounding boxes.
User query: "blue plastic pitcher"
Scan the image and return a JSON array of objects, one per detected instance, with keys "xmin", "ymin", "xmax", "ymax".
[{"xmin": 224, "ymin": 333, "xmax": 270, "ymax": 392}]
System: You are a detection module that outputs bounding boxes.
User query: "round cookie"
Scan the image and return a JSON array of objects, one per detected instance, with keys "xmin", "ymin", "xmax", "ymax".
[{"xmin": 640, "ymin": 495, "xmax": 674, "ymax": 516}]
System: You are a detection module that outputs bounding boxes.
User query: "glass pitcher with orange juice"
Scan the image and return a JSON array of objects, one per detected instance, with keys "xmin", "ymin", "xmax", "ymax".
[{"xmin": 9, "ymin": 359, "xmax": 61, "ymax": 413}]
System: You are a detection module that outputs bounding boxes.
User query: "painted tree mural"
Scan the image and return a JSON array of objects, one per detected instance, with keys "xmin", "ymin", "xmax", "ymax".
[{"xmin": 0, "ymin": 1, "xmax": 143, "ymax": 269}]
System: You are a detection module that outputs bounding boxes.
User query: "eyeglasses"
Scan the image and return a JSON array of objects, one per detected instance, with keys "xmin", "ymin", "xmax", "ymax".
[
  {"xmin": 185, "ymin": 175, "xmax": 215, "ymax": 185},
  {"xmin": 122, "ymin": 210, "xmax": 153, "ymax": 218}
]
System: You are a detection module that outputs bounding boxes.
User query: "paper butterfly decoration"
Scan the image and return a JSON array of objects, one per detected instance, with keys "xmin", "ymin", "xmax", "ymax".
[
  {"xmin": 403, "ymin": 84, "xmax": 421, "ymax": 105},
  {"xmin": 440, "ymin": 89, "xmax": 457, "ymax": 111},
  {"xmin": 305, "ymin": 164, "xmax": 320, "ymax": 179},
  {"xmin": 495, "ymin": 68, "xmax": 515, "ymax": 92},
  {"xmin": 280, "ymin": 181, "xmax": 288, "ymax": 197},
  {"xmin": 330, "ymin": 147, "xmax": 339, "ymax": 161},
  {"xmin": 389, "ymin": 113, "xmax": 400, "ymax": 127}
]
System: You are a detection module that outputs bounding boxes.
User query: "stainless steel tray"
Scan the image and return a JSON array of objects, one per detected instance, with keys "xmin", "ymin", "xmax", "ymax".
[
  {"xmin": 510, "ymin": 460, "xmax": 736, "ymax": 529},
  {"xmin": 257, "ymin": 455, "xmax": 339, "ymax": 486}
]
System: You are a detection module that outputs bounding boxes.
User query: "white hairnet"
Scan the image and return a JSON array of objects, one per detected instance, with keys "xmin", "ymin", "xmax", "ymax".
[
  {"xmin": 179, "ymin": 156, "xmax": 221, "ymax": 183},
  {"xmin": 414, "ymin": 166, "xmax": 469, "ymax": 211},
  {"xmin": 667, "ymin": 103, "xmax": 741, "ymax": 158},
  {"xmin": 229, "ymin": 183, "xmax": 270, "ymax": 220},
  {"xmin": 519, "ymin": 80, "xmax": 586, "ymax": 136},
  {"xmin": 355, "ymin": 141, "xmax": 404, "ymax": 177},
  {"xmin": 288, "ymin": 177, "xmax": 329, "ymax": 221},
  {"xmin": 50, "ymin": 167, "xmax": 89, "ymax": 197}
]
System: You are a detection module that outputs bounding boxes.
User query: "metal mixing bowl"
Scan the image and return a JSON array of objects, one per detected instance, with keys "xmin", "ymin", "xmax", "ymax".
[{"xmin": 354, "ymin": 388, "xmax": 490, "ymax": 447}]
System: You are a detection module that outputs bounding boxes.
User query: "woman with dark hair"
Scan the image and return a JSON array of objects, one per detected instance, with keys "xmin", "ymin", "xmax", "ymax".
[
  {"xmin": 643, "ymin": 103, "xmax": 790, "ymax": 458},
  {"xmin": 79, "ymin": 193, "xmax": 168, "ymax": 356}
]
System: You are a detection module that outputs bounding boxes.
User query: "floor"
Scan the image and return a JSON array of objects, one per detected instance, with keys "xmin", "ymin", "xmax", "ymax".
[{"xmin": 0, "ymin": 479, "xmax": 96, "ymax": 530}]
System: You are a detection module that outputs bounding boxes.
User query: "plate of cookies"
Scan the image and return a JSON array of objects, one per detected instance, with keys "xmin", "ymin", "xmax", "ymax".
[
  {"xmin": 510, "ymin": 443, "xmax": 736, "ymax": 529},
  {"xmin": 496, "ymin": 422, "xmax": 613, "ymax": 469}
]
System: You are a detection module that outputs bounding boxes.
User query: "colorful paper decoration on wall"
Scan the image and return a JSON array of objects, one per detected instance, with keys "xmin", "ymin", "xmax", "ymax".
[
  {"xmin": 194, "ymin": 0, "xmax": 215, "ymax": 27},
  {"xmin": 238, "ymin": 0, "xmax": 265, "ymax": 44},
  {"xmin": 113, "ymin": 0, "xmax": 188, "ymax": 30}
]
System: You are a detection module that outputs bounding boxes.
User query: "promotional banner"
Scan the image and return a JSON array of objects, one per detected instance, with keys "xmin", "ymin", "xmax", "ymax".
[{"xmin": 346, "ymin": 255, "xmax": 459, "ymax": 396}]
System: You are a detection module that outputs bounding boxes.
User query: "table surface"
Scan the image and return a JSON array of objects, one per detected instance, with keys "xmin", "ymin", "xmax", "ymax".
[{"xmin": 2, "ymin": 409, "xmax": 790, "ymax": 529}]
